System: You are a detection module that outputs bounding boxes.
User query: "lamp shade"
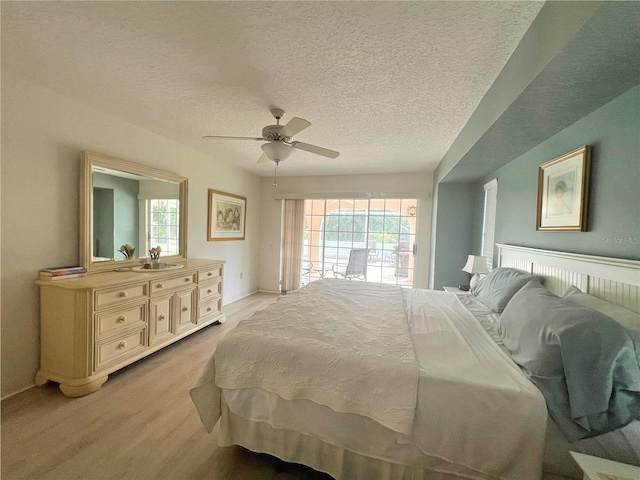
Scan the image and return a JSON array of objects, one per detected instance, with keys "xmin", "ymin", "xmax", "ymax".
[
  {"xmin": 261, "ymin": 142, "xmax": 294, "ymax": 162},
  {"xmin": 462, "ymin": 255, "xmax": 489, "ymax": 274}
]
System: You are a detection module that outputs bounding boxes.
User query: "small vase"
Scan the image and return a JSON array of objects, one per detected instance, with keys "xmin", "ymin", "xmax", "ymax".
[{"xmin": 150, "ymin": 259, "xmax": 160, "ymax": 269}]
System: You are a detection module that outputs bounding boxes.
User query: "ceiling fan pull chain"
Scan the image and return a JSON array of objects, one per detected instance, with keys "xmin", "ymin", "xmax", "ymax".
[{"xmin": 273, "ymin": 162, "xmax": 278, "ymax": 187}]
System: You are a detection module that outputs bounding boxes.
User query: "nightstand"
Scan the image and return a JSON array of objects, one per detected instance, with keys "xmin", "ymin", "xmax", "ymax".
[
  {"xmin": 570, "ymin": 451, "xmax": 640, "ymax": 480},
  {"xmin": 443, "ymin": 286, "xmax": 471, "ymax": 294}
]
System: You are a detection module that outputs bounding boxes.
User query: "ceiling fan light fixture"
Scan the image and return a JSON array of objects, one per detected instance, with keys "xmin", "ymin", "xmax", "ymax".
[{"xmin": 261, "ymin": 142, "xmax": 294, "ymax": 163}]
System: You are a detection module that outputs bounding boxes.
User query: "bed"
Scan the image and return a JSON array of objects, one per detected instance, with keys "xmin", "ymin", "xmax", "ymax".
[{"xmin": 191, "ymin": 244, "xmax": 640, "ymax": 480}]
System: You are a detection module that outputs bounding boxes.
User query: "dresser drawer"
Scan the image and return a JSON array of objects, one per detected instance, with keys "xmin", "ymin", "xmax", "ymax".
[
  {"xmin": 95, "ymin": 303, "xmax": 147, "ymax": 341},
  {"xmin": 198, "ymin": 281, "xmax": 221, "ymax": 302},
  {"xmin": 95, "ymin": 283, "xmax": 148, "ymax": 310},
  {"xmin": 198, "ymin": 296, "xmax": 222, "ymax": 323},
  {"xmin": 94, "ymin": 328, "xmax": 147, "ymax": 371},
  {"xmin": 198, "ymin": 267, "xmax": 222, "ymax": 283},
  {"xmin": 149, "ymin": 274, "xmax": 196, "ymax": 296}
]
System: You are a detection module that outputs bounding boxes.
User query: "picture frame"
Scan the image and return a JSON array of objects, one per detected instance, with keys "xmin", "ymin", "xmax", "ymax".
[
  {"xmin": 536, "ymin": 146, "xmax": 591, "ymax": 232},
  {"xmin": 207, "ymin": 189, "xmax": 247, "ymax": 241}
]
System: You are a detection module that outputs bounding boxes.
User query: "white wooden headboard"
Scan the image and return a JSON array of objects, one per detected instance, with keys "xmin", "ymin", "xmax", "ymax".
[{"xmin": 497, "ymin": 244, "xmax": 640, "ymax": 314}]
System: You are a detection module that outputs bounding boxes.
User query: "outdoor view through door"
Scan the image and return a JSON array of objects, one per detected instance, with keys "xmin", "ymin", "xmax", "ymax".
[{"xmin": 302, "ymin": 199, "xmax": 417, "ymax": 287}]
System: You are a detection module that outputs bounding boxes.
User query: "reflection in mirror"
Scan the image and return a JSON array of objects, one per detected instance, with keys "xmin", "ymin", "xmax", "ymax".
[
  {"xmin": 91, "ymin": 168, "xmax": 180, "ymax": 262},
  {"xmin": 80, "ymin": 152, "xmax": 188, "ymax": 272}
]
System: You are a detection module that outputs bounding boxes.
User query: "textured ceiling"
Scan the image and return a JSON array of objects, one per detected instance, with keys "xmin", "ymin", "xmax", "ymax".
[
  {"xmin": 443, "ymin": 2, "xmax": 640, "ymax": 183},
  {"xmin": 1, "ymin": 1, "xmax": 543, "ymax": 177}
]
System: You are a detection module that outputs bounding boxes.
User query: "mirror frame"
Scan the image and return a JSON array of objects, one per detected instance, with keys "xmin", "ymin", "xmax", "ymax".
[{"xmin": 80, "ymin": 151, "xmax": 189, "ymax": 273}]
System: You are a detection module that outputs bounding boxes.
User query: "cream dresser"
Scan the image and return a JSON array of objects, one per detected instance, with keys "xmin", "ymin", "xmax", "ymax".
[{"xmin": 36, "ymin": 259, "xmax": 225, "ymax": 397}]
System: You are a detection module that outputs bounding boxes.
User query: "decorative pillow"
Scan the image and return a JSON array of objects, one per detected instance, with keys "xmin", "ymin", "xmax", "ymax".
[
  {"xmin": 500, "ymin": 280, "xmax": 640, "ymax": 441},
  {"xmin": 471, "ymin": 267, "xmax": 541, "ymax": 313},
  {"xmin": 563, "ymin": 285, "xmax": 640, "ymax": 365}
]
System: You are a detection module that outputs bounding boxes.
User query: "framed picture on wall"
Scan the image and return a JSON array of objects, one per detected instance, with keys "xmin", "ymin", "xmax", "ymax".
[
  {"xmin": 207, "ymin": 189, "xmax": 246, "ymax": 241},
  {"xmin": 536, "ymin": 146, "xmax": 591, "ymax": 232}
]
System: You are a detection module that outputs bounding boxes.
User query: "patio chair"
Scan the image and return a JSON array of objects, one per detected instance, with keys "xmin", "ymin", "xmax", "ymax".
[
  {"xmin": 385, "ymin": 242, "xmax": 410, "ymax": 266},
  {"xmin": 302, "ymin": 261, "xmax": 313, "ymax": 276},
  {"xmin": 300, "ymin": 261, "xmax": 314, "ymax": 287},
  {"xmin": 367, "ymin": 241, "xmax": 379, "ymax": 262},
  {"xmin": 332, "ymin": 248, "xmax": 368, "ymax": 280}
]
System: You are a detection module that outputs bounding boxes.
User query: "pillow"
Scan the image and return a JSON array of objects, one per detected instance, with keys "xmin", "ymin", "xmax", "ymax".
[
  {"xmin": 500, "ymin": 280, "xmax": 640, "ymax": 441},
  {"xmin": 563, "ymin": 285, "xmax": 640, "ymax": 365},
  {"xmin": 471, "ymin": 267, "xmax": 541, "ymax": 313}
]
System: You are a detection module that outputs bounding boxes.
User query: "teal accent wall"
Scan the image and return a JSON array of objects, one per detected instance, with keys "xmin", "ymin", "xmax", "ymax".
[
  {"xmin": 431, "ymin": 183, "xmax": 476, "ymax": 290},
  {"xmin": 475, "ymin": 85, "xmax": 640, "ymax": 263},
  {"xmin": 93, "ymin": 187, "xmax": 115, "ymax": 258},
  {"xmin": 92, "ymin": 173, "xmax": 140, "ymax": 259}
]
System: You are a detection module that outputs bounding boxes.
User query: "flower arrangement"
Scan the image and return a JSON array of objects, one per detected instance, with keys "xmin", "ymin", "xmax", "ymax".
[
  {"xmin": 119, "ymin": 244, "xmax": 135, "ymax": 259},
  {"xmin": 149, "ymin": 246, "xmax": 162, "ymax": 260}
]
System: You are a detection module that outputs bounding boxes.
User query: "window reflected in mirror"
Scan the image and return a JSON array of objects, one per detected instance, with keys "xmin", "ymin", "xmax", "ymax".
[{"xmin": 148, "ymin": 198, "xmax": 180, "ymax": 256}]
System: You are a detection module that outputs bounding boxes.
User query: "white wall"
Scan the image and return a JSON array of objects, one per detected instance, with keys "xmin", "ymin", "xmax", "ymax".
[
  {"xmin": 258, "ymin": 173, "xmax": 433, "ymax": 293},
  {"xmin": 0, "ymin": 73, "xmax": 262, "ymax": 397}
]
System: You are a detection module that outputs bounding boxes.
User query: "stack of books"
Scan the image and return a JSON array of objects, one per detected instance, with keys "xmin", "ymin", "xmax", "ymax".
[{"xmin": 39, "ymin": 266, "xmax": 87, "ymax": 281}]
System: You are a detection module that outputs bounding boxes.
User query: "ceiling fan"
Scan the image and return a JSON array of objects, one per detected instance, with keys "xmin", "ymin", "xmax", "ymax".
[{"xmin": 202, "ymin": 109, "xmax": 340, "ymax": 166}]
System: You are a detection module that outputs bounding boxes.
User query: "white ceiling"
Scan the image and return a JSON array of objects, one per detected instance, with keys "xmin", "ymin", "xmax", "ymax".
[{"xmin": 1, "ymin": 1, "xmax": 543, "ymax": 177}]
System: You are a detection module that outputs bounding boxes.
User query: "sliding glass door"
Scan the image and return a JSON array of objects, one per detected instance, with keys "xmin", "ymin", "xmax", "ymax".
[{"xmin": 302, "ymin": 198, "xmax": 417, "ymax": 287}]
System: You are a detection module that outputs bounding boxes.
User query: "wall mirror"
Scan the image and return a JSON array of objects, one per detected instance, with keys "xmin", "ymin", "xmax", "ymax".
[{"xmin": 80, "ymin": 151, "xmax": 188, "ymax": 272}]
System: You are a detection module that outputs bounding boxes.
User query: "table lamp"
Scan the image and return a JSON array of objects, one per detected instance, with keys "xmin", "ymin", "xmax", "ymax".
[{"xmin": 461, "ymin": 255, "xmax": 489, "ymax": 290}]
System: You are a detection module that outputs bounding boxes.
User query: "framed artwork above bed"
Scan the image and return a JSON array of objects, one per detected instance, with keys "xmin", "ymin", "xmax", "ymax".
[{"xmin": 536, "ymin": 146, "xmax": 591, "ymax": 232}]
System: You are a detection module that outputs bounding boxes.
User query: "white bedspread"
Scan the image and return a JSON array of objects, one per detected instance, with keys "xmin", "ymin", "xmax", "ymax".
[
  {"xmin": 213, "ymin": 279, "xmax": 419, "ymax": 434},
  {"xmin": 405, "ymin": 289, "xmax": 548, "ymax": 479},
  {"xmin": 191, "ymin": 285, "xmax": 548, "ymax": 480}
]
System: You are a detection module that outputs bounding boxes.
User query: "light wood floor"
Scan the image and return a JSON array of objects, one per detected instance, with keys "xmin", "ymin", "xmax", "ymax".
[{"xmin": 1, "ymin": 292, "xmax": 332, "ymax": 480}]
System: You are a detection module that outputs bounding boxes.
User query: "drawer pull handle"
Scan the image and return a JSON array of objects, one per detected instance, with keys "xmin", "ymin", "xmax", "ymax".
[
  {"xmin": 206, "ymin": 307, "xmax": 212, "ymax": 312},
  {"xmin": 156, "ymin": 283, "xmax": 164, "ymax": 288},
  {"xmin": 184, "ymin": 278, "xmax": 190, "ymax": 283},
  {"xmin": 159, "ymin": 314, "xmax": 166, "ymax": 321},
  {"xmin": 118, "ymin": 341, "xmax": 127, "ymax": 350},
  {"xmin": 117, "ymin": 316, "xmax": 126, "ymax": 323},
  {"xmin": 118, "ymin": 291, "xmax": 128, "ymax": 298},
  {"xmin": 207, "ymin": 272, "xmax": 212, "ymax": 276},
  {"xmin": 182, "ymin": 307, "xmax": 189, "ymax": 312},
  {"xmin": 207, "ymin": 289, "xmax": 212, "ymax": 294}
]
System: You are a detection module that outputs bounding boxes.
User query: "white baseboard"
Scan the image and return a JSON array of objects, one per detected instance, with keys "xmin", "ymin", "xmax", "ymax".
[
  {"xmin": 257, "ymin": 289, "xmax": 281, "ymax": 295},
  {"xmin": 2, "ymin": 383, "xmax": 36, "ymax": 401},
  {"xmin": 224, "ymin": 289, "xmax": 260, "ymax": 304}
]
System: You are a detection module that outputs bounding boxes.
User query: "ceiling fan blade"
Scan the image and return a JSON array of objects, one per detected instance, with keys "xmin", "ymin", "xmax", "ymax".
[
  {"xmin": 257, "ymin": 152, "xmax": 271, "ymax": 165},
  {"xmin": 292, "ymin": 142, "xmax": 340, "ymax": 159},
  {"xmin": 280, "ymin": 117, "xmax": 311, "ymax": 138},
  {"xmin": 202, "ymin": 135, "xmax": 263, "ymax": 141}
]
